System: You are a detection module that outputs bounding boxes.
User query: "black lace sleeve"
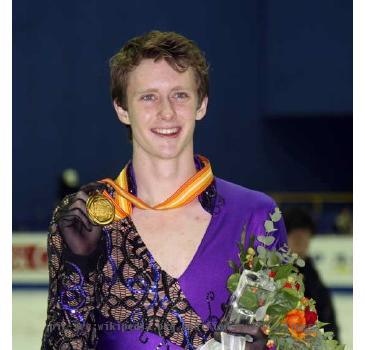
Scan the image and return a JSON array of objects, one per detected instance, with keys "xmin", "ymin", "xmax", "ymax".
[{"xmin": 41, "ymin": 209, "xmax": 100, "ymax": 350}]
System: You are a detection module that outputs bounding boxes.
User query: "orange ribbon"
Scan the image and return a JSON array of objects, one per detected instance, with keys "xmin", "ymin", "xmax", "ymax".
[{"xmin": 99, "ymin": 155, "xmax": 214, "ymax": 220}]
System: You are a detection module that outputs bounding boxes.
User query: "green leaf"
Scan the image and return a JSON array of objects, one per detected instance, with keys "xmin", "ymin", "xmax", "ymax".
[
  {"xmin": 270, "ymin": 207, "xmax": 282, "ymax": 222},
  {"xmin": 228, "ymin": 260, "xmax": 240, "ymax": 273},
  {"xmin": 272, "ymin": 289, "xmax": 298, "ymax": 309},
  {"xmin": 324, "ymin": 331, "xmax": 334, "ymax": 339},
  {"xmin": 285, "ymin": 336, "xmax": 294, "ymax": 345},
  {"xmin": 238, "ymin": 289, "xmax": 258, "ymax": 311},
  {"xmin": 252, "ymin": 257, "xmax": 263, "ymax": 271},
  {"xmin": 236, "ymin": 242, "xmax": 245, "ymax": 264},
  {"xmin": 291, "ymin": 265, "xmax": 299, "ymax": 273},
  {"xmin": 264, "ymin": 220, "xmax": 278, "ymax": 233},
  {"xmin": 282, "ymin": 286, "xmax": 300, "ymax": 299},
  {"xmin": 249, "ymin": 233, "xmax": 255, "ymax": 246},
  {"xmin": 266, "ymin": 303, "xmax": 290, "ymax": 318},
  {"xmin": 259, "ymin": 258, "xmax": 267, "ymax": 267},
  {"xmin": 296, "ymin": 258, "xmax": 305, "ymax": 268},
  {"xmin": 325, "ymin": 339, "xmax": 345, "ymax": 350},
  {"xmin": 267, "ymin": 251, "xmax": 280, "ymax": 267},
  {"xmin": 236, "ymin": 241, "xmax": 244, "ymax": 252},
  {"xmin": 227, "ymin": 273, "xmax": 240, "ymax": 293},
  {"xmin": 277, "ymin": 290, "xmax": 300, "ymax": 309},
  {"xmin": 257, "ymin": 235, "xmax": 276, "ymax": 246},
  {"xmin": 236, "ymin": 241, "xmax": 244, "ymax": 253},
  {"xmin": 257, "ymin": 245, "xmax": 267, "ymax": 257},
  {"xmin": 272, "ymin": 264, "xmax": 294, "ymax": 280},
  {"xmin": 240, "ymin": 225, "xmax": 247, "ymax": 244},
  {"xmin": 317, "ymin": 321, "xmax": 330, "ymax": 329}
]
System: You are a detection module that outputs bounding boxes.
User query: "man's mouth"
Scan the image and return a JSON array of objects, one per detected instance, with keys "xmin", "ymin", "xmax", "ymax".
[{"xmin": 151, "ymin": 127, "xmax": 181, "ymax": 137}]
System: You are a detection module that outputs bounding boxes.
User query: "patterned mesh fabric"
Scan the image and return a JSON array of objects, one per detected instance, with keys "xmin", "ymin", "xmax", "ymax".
[
  {"xmin": 41, "ymin": 217, "xmax": 100, "ymax": 349},
  {"xmin": 41, "ymin": 160, "xmax": 218, "ymax": 350},
  {"xmin": 98, "ymin": 218, "xmax": 212, "ymax": 348}
]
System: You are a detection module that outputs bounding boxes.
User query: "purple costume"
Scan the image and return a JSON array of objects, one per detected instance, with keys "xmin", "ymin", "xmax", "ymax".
[{"xmin": 41, "ymin": 160, "xmax": 287, "ymax": 350}]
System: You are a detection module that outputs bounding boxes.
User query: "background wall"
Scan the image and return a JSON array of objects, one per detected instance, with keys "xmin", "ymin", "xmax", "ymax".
[
  {"xmin": 12, "ymin": 1, "xmax": 353, "ymax": 349},
  {"xmin": 13, "ymin": 0, "xmax": 352, "ymax": 230}
]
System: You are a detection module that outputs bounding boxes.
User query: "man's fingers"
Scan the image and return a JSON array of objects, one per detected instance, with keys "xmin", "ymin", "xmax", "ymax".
[
  {"xmin": 69, "ymin": 197, "xmax": 87, "ymax": 210},
  {"xmin": 225, "ymin": 325, "xmax": 266, "ymax": 350},
  {"xmin": 59, "ymin": 208, "xmax": 93, "ymax": 232},
  {"xmin": 59, "ymin": 214, "xmax": 91, "ymax": 233},
  {"xmin": 79, "ymin": 181, "xmax": 108, "ymax": 195},
  {"xmin": 245, "ymin": 340, "xmax": 266, "ymax": 350},
  {"xmin": 226, "ymin": 324, "xmax": 264, "ymax": 338},
  {"xmin": 70, "ymin": 191, "xmax": 88, "ymax": 205},
  {"xmin": 57, "ymin": 188, "xmax": 105, "ymax": 231}
]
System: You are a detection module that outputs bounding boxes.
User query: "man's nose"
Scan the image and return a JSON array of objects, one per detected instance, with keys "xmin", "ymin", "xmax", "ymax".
[{"xmin": 158, "ymin": 97, "xmax": 176, "ymax": 120}]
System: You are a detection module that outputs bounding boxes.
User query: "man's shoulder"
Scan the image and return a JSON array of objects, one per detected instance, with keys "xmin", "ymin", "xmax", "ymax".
[{"xmin": 214, "ymin": 177, "xmax": 276, "ymax": 212}]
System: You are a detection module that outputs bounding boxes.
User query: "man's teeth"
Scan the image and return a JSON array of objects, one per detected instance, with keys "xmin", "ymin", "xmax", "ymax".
[{"xmin": 153, "ymin": 128, "xmax": 179, "ymax": 135}]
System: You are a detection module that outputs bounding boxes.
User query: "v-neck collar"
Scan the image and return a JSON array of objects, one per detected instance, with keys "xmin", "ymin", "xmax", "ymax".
[
  {"xmin": 118, "ymin": 155, "xmax": 220, "ymax": 280},
  {"xmin": 125, "ymin": 205, "xmax": 219, "ymax": 281}
]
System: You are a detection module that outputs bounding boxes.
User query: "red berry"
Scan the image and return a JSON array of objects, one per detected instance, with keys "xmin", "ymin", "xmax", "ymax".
[{"xmin": 305, "ymin": 307, "xmax": 318, "ymax": 326}]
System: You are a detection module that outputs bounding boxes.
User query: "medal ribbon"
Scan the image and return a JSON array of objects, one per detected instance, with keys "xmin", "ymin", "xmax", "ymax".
[{"xmin": 99, "ymin": 155, "xmax": 214, "ymax": 220}]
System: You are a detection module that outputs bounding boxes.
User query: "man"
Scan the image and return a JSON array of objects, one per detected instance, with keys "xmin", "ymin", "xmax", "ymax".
[
  {"xmin": 41, "ymin": 31, "xmax": 287, "ymax": 350},
  {"xmin": 284, "ymin": 207, "xmax": 339, "ymax": 340}
]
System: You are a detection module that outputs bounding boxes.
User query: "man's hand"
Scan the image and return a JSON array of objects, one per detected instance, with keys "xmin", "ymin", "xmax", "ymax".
[
  {"xmin": 214, "ymin": 323, "xmax": 267, "ymax": 350},
  {"xmin": 226, "ymin": 324, "xmax": 267, "ymax": 350},
  {"xmin": 55, "ymin": 182, "xmax": 107, "ymax": 256}
]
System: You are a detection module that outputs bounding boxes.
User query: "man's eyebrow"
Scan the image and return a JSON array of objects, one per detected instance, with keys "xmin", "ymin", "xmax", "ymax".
[
  {"xmin": 170, "ymin": 86, "xmax": 191, "ymax": 91},
  {"xmin": 135, "ymin": 88, "xmax": 159, "ymax": 94},
  {"xmin": 135, "ymin": 86, "xmax": 192, "ymax": 95}
]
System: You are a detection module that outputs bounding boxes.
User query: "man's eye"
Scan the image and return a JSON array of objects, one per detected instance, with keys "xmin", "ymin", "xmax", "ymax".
[
  {"xmin": 141, "ymin": 94, "xmax": 156, "ymax": 101},
  {"xmin": 174, "ymin": 92, "xmax": 188, "ymax": 100}
]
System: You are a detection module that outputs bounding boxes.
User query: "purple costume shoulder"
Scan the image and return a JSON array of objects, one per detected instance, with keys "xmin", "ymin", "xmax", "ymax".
[{"xmin": 213, "ymin": 176, "xmax": 287, "ymax": 250}]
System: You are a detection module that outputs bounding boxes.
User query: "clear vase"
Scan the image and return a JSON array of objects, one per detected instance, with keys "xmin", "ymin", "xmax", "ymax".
[{"xmin": 216, "ymin": 269, "xmax": 276, "ymax": 349}]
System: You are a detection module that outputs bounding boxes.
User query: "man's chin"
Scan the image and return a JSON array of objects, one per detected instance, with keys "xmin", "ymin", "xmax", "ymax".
[{"xmin": 151, "ymin": 147, "xmax": 190, "ymax": 161}]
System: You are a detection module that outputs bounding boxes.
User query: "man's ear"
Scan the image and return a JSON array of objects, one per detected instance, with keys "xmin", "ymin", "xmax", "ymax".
[
  {"xmin": 195, "ymin": 96, "xmax": 208, "ymax": 121},
  {"xmin": 113, "ymin": 100, "xmax": 131, "ymax": 125}
]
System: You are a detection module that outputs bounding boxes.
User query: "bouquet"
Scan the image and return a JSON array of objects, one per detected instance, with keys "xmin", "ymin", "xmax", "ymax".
[{"xmin": 221, "ymin": 208, "xmax": 345, "ymax": 350}]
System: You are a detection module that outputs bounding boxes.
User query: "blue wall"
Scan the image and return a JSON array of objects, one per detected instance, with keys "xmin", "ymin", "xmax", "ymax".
[{"xmin": 13, "ymin": 0, "xmax": 352, "ymax": 229}]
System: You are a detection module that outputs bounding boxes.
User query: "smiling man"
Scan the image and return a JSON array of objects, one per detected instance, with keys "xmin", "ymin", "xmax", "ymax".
[{"xmin": 41, "ymin": 31, "xmax": 287, "ymax": 350}]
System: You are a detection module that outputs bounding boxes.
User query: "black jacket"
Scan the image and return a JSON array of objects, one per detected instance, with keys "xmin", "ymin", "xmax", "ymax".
[{"xmin": 299, "ymin": 257, "xmax": 339, "ymax": 340}]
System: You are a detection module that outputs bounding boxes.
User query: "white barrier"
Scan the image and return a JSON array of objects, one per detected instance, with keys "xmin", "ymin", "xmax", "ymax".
[
  {"xmin": 309, "ymin": 235, "xmax": 353, "ymax": 288},
  {"xmin": 13, "ymin": 233, "xmax": 48, "ymax": 285},
  {"xmin": 12, "ymin": 232, "xmax": 353, "ymax": 288}
]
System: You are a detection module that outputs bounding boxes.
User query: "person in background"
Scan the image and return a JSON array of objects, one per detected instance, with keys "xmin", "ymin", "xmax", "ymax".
[
  {"xmin": 284, "ymin": 207, "xmax": 339, "ymax": 340},
  {"xmin": 334, "ymin": 207, "xmax": 352, "ymax": 235}
]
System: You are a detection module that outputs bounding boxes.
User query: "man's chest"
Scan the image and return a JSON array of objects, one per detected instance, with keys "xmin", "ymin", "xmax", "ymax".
[{"xmin": 130, "ymin": 204, "xmax": 212, "ymax": 279}]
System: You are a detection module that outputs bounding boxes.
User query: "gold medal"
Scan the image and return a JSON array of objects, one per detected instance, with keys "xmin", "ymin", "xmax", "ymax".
[{"xmin": 86, "ymin": 194, "xmax": 115, "ymax": 225}]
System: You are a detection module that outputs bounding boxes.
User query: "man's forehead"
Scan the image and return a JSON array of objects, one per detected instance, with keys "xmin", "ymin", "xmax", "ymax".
[{"xmin": 128, "ymin": 58, "xmax": 195, "ymax": 87}]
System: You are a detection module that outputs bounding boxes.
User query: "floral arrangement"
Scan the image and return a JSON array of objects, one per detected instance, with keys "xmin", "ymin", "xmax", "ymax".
[{"xmin": 226, "ymin": 208, "xmax": 345, "ymax": 350}]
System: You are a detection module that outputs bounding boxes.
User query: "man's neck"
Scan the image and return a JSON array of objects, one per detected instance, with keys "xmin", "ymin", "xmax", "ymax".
[{"xmin": 131, "ymin": 151, "xmax": 197, "ymax": 206}]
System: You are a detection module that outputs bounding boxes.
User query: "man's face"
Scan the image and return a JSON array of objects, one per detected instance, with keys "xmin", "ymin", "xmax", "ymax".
[
  {"xmin": 114, "ymin": 58, "xmax": 208, "ymax": 160},
  {"xmin": 287, "ymin": 228, "xmax": 312, "ymax": 258}
]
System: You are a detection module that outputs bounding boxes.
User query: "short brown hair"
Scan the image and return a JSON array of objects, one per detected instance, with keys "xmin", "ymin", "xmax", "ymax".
[{"xmin": 109, "ymin": 30, "xmax": 209, "ymax": 110}]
